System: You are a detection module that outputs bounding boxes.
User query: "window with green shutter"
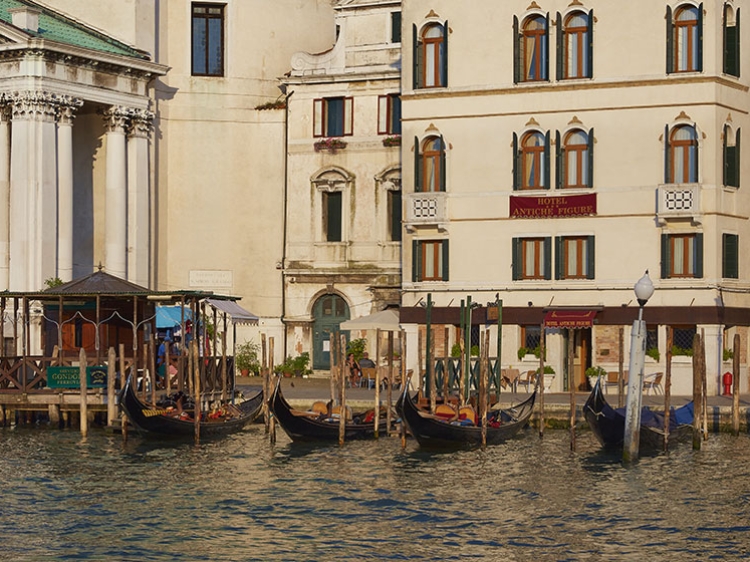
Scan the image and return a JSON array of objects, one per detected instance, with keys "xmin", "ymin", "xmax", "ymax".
[
  {"xmin": 413, "ymin": 240, "xmax": 448, "ymax": 281},
  {"xmin": 323, "ymin": 191, "xmax": 342, "ymax": 242},
  {"xmin": 723, "ymin": 233, "xmax": 739, "ymax": 279},
  {"xmin": 661, "ymin": 232, "xmax": 703, "ymax": 278},
  {"xmin": 723, "ymin": 5, "xmax": 740, "ymax": 77},
  {"xmin": 723, "ymin": 125, "xmax": 740, "ymax": 188},
  {"xmin": 555, "ymin": 236, "xmax": 595, "ymax": 279},
  {"xmin": 513, "ymin": 237, "xmax": 551, "ymax": 280}
]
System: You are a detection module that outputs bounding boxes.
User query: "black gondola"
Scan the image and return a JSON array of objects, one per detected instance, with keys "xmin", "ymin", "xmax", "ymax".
[
  {"xmin": 118, "ymin": 375, "xmax": 263, "ymax": 438},
  {"xmin": 268, "ymin": 378, "xmax": 389, "ymax": 442},
  {"xmin": 583, "ymin": 377, "xmax": 694, "ymax": 451},
  {"xmin": 396, "ymin": 385, "xmax": 536, "ymax": 449}
]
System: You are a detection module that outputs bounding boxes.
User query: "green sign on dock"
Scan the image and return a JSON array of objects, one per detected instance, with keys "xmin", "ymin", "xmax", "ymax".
[{"xmin": 47, "ymin": 366, "xmax": 108, "ymax": 389}]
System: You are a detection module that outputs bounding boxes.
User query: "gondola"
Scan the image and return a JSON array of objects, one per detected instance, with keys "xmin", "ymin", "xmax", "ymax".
[
  {"xmin": 118, "ymin": 375, "xmax": 263, "ymax": 438},
  {"xmin": 396, "ymin": 385, "xmax": 536, "ymax": 449},
  {"xmin": 268, "ymin": 378, "xmax": 389, "ymax": 442},
  {"xmin": 583, "ymin": 377, "xmax": 694, "ymax": 451}
]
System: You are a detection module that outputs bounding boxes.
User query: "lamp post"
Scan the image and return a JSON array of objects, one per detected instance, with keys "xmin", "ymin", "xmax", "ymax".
[{"xmin": 623, "ymin": 270, "xmax": 655, "ymax": 463}]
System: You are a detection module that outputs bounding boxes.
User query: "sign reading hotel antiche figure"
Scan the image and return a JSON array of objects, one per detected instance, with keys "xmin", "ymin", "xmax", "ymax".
[{"xmin": 510, "ymin": 193, "xmax": 597, "ymax": 218}]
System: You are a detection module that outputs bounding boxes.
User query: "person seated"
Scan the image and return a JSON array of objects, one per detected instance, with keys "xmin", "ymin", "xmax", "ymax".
[
  {"xmin": 171, "ymin": 391, "xmax": 192, "ymax": 420},
  {"xmin": 358, "ymin": 352, "xmax": 375, "ymax": 369},
  {"xmin": 346, "ymin": 353, "xmax": 361, "ymax": 387}
]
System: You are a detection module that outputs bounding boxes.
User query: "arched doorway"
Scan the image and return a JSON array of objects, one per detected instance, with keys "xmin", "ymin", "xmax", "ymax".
[{"xmin": 312, "ymin": 294, "xmax": 350, "ymax": 370}]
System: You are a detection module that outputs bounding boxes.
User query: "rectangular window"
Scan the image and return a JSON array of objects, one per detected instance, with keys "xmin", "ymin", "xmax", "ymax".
[
  {"xmin": 378, "ymin": 94, "xmax": 401, "ymax": 135},
  {"xmin": 391, "ymin": 12, "xmax": 402, "ymax": 43},
  {"xmin": 521, "ymin": 325, "xmax": 541, "ymax": 351},
  {"xmin": 388, "ymin": 190, "xmax": 402, "ymax": 242},
  {"xmin": 661, "ymin": 233, "xmax": 703, "ymax": 278},
  {"xmin": 512, "ymin": 237, "xmax": 551, "ymax": 280},
  {"xmin": 555, "ymin": 236, "xmax": 595, "ymax": 280},
  {"xmin": 671, "ymin": 325, "xmax": 696, "ymax": 356},
  {"xmin": 723, "ymin": 9, "xmax": 740, "ymax": 77},
  {"xmin": 723, "ymin": 233, "xmax": 739, "ymax": 279},
  {"xmin": 646, "ymin": 324, "xmax": 659, "ymax": 358},
  {"xmin": 313, "ymin": 97, "xmax": 354, "ymax": 137},
  {"xmin": 323, "ymin": 191, "xmax": 342, "ymax": 242},
  {"xmin": 192, "ymin": 3, "xmax": 225, "ymax": 77},
  {"xmin": 412, "ymin": 240, "xmax": 449, "ymax": 282}
]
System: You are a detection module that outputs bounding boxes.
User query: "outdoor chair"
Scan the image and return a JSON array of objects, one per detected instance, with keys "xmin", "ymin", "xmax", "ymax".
[
  {"xmin": 643, "ymin": 372, "xmax": 664, "ymax": 395},
  {"xmin": 605, "ymin": 371, "xmax": 627, "ymax": 394},
  {"xmin": 518, "ymin": 370, "xmax": 536, "ymax": 393},
  {"xmin": 361, "ymin": 367, "xmax": 377, "ymax": 389}
]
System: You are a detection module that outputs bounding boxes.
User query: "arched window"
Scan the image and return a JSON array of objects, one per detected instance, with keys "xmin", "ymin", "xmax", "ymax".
[
  {"xmin": 414, "ymin": 135, "xmax": 445, "ymax": 192},
  {"xmin": 515, "ymin": 14, "xmax": 549, "ymax": 82},
  {"xmin": 413, "ymin": 22, "xmax": 448, "ymax": 88},
  {"xmin": 667, "ymin": 124, "xmax": 698, "ymax": 183},
  {"xmin": 560, "ymin": 11, "xmax": 592, "ymax": 79},
  {"xmin": 558, "ymin": 128, "xmax": 593, "ymax": 188},
  {"xmin": 513, "ymin": 131, "xmax": 549, "ymax": 190},
  {"xmin": 667, "ymin": 4, "xmax": 703, "ymax": 73}
]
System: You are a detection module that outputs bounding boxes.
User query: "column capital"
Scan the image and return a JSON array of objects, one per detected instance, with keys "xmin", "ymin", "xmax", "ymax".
[
  {"xmin": 128, "ymin": 108, "xmax": 155, "ymax": 138},
  {"xmin": 7, "ymin": 91, "xmax": 58, "ymax": 122},
  {"xmin": 56, "ymin": 96, "xmax": 83, "ymax": 126},
  {"xmin": 101, "ymin": 105, "xmax": 131, "ymax": 133}
]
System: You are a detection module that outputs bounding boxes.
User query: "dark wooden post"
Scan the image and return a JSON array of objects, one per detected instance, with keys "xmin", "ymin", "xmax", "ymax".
[
  {"xmin": 480, "ymin": 331, "xmax": 489, "ymax": 449},
  {"xmin": 442, "ymin": 327, "xmax": 450, "ymax": 399},
  {"xmin": 262, "ymin": 333, "xmax": 269, "ymax": 434},
  {"xmin": 692, "ymin": 332, "xmax": 702, "ymax": 450},
  {"xmin": 400, "ymin": 330, "xmax": 407, "ymax": 449},
  {"xmin": 701, "ymin": 329, "xmax": 707, "ymax": 440},
  {"xmin": 374, "ymin": 329, "xmax": 381, "ymax": 439},
  {"xmin": 618, "ymin": 326, "xmax": 625, "ymax": 408},
  {"xmin": 119, "ymin": 343, "xmax": 128, "ymax": 441},
  {"xmin": 79, "ymin": 347, "xmax": 88, "ymax": 437},
  {"xmin": 663, "ymin": 326, "xmax": 673, "ymax": 451},
  {"xmin": 568, "ymin": 328, "xmax": 576, "ymax": 451},
  {"xmin": 387, "ymin": 330, "xmax": 394, "ymax": 437},
  {"xmin": 149, "ymin": 334, "xmax": 156, "ymax": 405},
  {"xmin": 539, "ymin": 322, "xmax": 545, "ymax": 438},
  {"xmin": 107, "ymin": 347, "xmax": 116, "ymax": 428},
  {"xmin": 220, "ymin": 332, "xmax": 227, "ymax": 402},
  {"xmin": 339, "ymin": 333, "xmax": 346, "ymax": 446},
  {"xmin": 192, "ymin": 339, "xmax": 201, "ymax": 445},
  {"xmin": 733, "ymin": 333, "xmax": 740, "ymax": 436},
  {"xmin": 269, "ymin": 337, "xmax": 276, "ymax": 444}
]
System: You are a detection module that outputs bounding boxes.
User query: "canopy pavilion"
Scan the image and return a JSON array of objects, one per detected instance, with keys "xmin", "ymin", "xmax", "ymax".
[{"xmin": 0, "ymin": 270, "xmax": 257, "ymax": 426}]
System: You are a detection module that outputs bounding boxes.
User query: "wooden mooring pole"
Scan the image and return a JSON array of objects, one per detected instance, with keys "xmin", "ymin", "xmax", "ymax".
[
  {"xmin": 107, "ymin": 347, "xmax": 116, "ymax": 428},
  {"xmin": 193, "ymin": 340, "xmax": 201, "ymax": 445},
  {"xmin": 269, "ymin": 337, "xmax": 276, "ymax": 444},
  {"xmin": 733, "ymin": 333, "xmax": 740, "ymax": 436},
  {"xmin": 692, "ymin": 332, "xmax": 702, "ymax": 450},
  {"xmin": 568, "ymin": 328, "xmax": 575, "ymax": 451},
  {"xmin": 539, "ymin": 323, "xmax": 545, "ymax": 439},
  {"xmin": 79, "ymin": 348, "xmax": 88, "ymax": 438},
  {"xmin": 663, "ymin": 327, "xmax": 673, "ymax": 452},
  {"xmin": 339, "ymin": 333, "xmax": 346, "ymax": 447}
]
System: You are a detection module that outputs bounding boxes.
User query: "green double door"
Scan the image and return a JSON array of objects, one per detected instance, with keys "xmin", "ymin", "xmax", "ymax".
[{"xmin": 312, "ymin": 295, "xmax": 350, "ymax": 370}]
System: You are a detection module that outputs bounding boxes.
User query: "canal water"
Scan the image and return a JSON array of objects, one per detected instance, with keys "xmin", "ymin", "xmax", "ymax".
[{"xmin": 1, "ymin": 424, "xmax": 749, "ymax": 561}]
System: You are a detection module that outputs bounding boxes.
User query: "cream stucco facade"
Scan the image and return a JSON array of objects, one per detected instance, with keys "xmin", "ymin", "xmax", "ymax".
[{"xmin": 4, "ymin": 0, "xmax": 749, "ymax": 394}]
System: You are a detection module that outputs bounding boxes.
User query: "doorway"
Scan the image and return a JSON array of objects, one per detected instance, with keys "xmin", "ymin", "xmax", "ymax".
[
  {"xmin": 312, "ymin": 294, "xmax": 350, "ymax": 370},
  {"xmin": 565, "ymin": 328, "xmax": 592, "ymax": 391}
]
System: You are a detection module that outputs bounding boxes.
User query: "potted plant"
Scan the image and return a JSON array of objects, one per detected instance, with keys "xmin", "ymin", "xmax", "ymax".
[
  {"xmin": 585, "ymin": 365, "xmax": 607, "ymax": 389},
  {"xmin": 314, "ymin": 137, "xmax": 348, "ymax": 152},
  {"xmin": 274, "ymin": 352, "xmax": 312, "ymax": 377},
  {"xmin": 347, "ymin": 338, "xmax": 367, "ymax": 361},
  {"xmin": 235, "ymin": 340, "xmax": 260, "ymax": 377}
]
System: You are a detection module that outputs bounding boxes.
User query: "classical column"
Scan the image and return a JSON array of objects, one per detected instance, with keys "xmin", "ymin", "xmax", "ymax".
[
  {"xmin": 127, "ymin": 109, "xmax": 153, "ymax": 288},
  {"xmin": 0, "ymin": 105, "xmax": 10, "ymax": 291},
  {"xmin": 9, "ymin": 91, "xmax": 59, "ymax": 291},
  {"xmin": 102, "ymin": 106, "xmax": 130, "ymax": 280},
  {"xmin": 56, "ymin": 97, "xmax": 83, "ymax": 283}
]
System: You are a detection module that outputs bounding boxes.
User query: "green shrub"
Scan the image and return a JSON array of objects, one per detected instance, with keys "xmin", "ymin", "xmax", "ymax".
[{"xmin": 646, "ymin": 347, "xmax": 660, "ymax": 362}]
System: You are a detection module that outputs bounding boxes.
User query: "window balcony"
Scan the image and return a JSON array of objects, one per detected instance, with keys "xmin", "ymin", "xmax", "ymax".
[
  {"xmin": 404, "ymin": 192, "xmax": 447, "ymax": 232},
  {"xmin": 656, "ymin": 184, "xmax": 701, "ymax": 225}
]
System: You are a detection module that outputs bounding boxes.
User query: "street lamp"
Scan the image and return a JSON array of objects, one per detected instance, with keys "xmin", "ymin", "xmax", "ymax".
[{"xmin": 623, "ymin": 270, "xmax": 654, "ymax": 463}]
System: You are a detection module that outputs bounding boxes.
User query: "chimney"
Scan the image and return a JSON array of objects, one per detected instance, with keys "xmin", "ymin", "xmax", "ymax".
[{"xmin": 8, "ymin": 7, "xmax": 41, "ymax": 33}]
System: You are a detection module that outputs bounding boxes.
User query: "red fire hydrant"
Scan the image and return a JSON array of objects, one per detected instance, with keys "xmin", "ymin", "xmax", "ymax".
[{"xmin": 723, "ymin": 372, "xmax": 733, "ymax": 395}]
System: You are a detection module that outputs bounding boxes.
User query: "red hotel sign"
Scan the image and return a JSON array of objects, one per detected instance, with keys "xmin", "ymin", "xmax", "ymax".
[
  {"xmin": 544, "ymin": 310, "xmax": 597, "ymax": 329},
  {"xmin": 510, "ymin": 193, "xmax": 597, "ymax": 218}
]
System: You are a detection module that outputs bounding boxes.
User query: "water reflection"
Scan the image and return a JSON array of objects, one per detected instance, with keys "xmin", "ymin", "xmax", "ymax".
[{"xmin": 1, "ymin": 425, "xmax": 750, "ymax": 560}]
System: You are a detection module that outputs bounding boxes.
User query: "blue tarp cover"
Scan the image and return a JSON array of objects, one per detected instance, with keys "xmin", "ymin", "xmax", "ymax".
[{"xmin": 156, "ymin": 306, "xmax": 193, "ymax": 328}]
